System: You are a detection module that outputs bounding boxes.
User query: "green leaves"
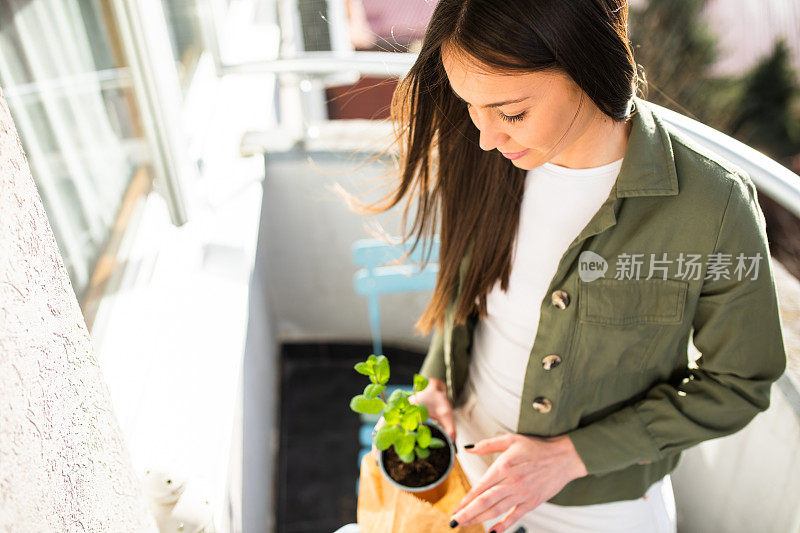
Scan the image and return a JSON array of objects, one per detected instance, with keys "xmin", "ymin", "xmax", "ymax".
[
  {"xmin": 384, "ymin": 408, "xmax": 401, "ymax": 425},
  {"xmin": 416, "ymin": 424, "xmax": 431, "ymax": 448},
  {"xmin": 400, "ymin": 409, "xmax": 419, "ymax": 431},
  {"xmin": 353, "ymin": 354, "xmax": 390, "ymax": 385},
  {"xmin": 375, "ymin": 356, "xmax": 390, "ymax": 384},
  {"xmin": 386, "ymin": 388, "xmax": 409, "ymax": 410},
  {"xmin": 349, "ymin": 395, "xmax": 384, "ymax": 414},
  {"xmin": 350, "ymin": 353, "xmax": 447, "ymax": 464},
  {"xmin": 375, "ymin": 425, "xmax": 401, "ymax": 450},
  {"xmin": 395, "ymin": 433, "xmax": 416, "ymax": 456},
  {"xmin": 428, "ymin": 437, "xmax": 446, "ymax": 449},
  {"xmin": 398, "ymin": 452, "xmax": 415, "ymax": 463},
  {"xmin": 363, "ymin": 383, "xmax": 385, "ymax": 399}
]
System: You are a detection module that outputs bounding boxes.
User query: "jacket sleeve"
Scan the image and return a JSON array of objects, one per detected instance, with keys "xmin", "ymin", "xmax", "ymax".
[
  {"xmin": 418, "ymin": 241, "xmax": 475, "ymax": 384},
  {"xmin": 566, "ymin": 172, "xmax": 788, "ymax": 477},
  {"xmin": 419, "ymin": 323, "xmax": 447, "ymax": 382}
]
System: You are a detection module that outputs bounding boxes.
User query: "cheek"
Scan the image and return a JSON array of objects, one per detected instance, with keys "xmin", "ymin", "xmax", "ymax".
[
  {"xmin": 512, "ymin": 121, "xmax": 547, "ymax": 148},
  {"xmin": 518, "ymin": 109, "xmax": 569, "ymax": 146}
]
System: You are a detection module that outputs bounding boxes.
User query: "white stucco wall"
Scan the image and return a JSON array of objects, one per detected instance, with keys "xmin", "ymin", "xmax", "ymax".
[{"xmin": 0, "ymin": 89, "xmax": 156, "ymax": 530}]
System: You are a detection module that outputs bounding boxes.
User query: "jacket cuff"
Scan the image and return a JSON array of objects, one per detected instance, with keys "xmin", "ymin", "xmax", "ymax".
[{"xmin": 566, "ymin": 405, "xmax": 661, "ymax": 477}]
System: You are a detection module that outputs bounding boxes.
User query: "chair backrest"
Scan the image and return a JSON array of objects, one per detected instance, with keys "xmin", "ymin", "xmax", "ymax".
[
  {"xmin": 352, "ymin": 236, "xmax": 440, "ymax": 296},
  {"xmin": 351, "ymin": 236, "xmax": 440, "ymax": 355},
  {"xmin": 351, "ymin": 236, "xmax": 440, "ymax": 270}
]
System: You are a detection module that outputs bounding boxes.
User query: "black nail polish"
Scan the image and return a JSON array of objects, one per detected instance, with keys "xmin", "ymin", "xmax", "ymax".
[
  {"xmin": 464, "ymin": 443, "xmax": 474, "ymax": 449},
  {"xmin": 449, "ymin": 518, "xmax": 459, "ymax": 528}
]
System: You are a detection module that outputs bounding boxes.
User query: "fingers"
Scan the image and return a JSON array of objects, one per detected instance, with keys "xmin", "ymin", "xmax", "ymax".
[
  {"xmin": 452, "ymin": 454, "xmax": 513, "ymax": 515},
  {"xmin": 425, "ymin": 408, "xmax": 455, "ymax": 443},
  {"xmin": 413, "ymin": 381, "xmax": 457, "ymax": 442},
  {"xmin": 487, "ymin": 501, "xmax": 536, "ymax": 533},
  {"xmin": 464, "ymin": 433, "xmax": 515, "ymax": 455},
  {"xmin": 450, "ymin": 485, "xmax": 514, "ymax": 528},
  {"xmin": 428, "ymin": 376, "xmax": 447, "ymax": 393},
  {"xmin": 433, "ymin": 387, "xmax": 456, "ymax": 441},
  {"xmin": 370, "ymin": 416, "xmax": 385, "ymax": 462},
  {"xmin": 440, "ymin": 409, "xmax": 456, "ymax": 442},
  {"xmin": 370, "ymin": 443, "xmax": 380, "ymax": 462}
]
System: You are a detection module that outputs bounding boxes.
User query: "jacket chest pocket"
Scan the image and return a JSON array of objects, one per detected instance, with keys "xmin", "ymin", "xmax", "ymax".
[
  {"xmin": 565, "ymin": 278, "xmax": 689, "ymax": 385},
  {"xmin": 579, "ymin": 277, "xmax": 688, "ymax": 325}
]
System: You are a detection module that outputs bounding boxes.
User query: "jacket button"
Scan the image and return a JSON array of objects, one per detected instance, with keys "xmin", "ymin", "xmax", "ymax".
[
  {"xmin": 531, "ymin": 397, "xmax": 552, "ymax": 413},
  {"xmin": 542, "ymin": 354, "xmax": 562, "ymax": 370},
  {"xmin": 551, "ymin": 290, "xmax": 570, "ymax": 309}
]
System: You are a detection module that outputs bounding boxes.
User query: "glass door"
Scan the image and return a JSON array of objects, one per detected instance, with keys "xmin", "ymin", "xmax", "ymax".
[{"xmin": 0, "ymin": 0, "xmax": 150, "ymax": 298}]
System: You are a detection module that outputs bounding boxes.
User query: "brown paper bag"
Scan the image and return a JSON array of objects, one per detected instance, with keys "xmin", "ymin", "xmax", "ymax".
[{"xmin": 357, "ymin": 453, "xmax": 485, "ymax": 533}]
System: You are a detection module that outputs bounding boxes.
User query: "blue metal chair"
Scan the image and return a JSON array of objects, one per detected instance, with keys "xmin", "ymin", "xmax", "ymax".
[
  {"xmin": 351, "ymin": 236, "xmax": 440, "ymax": 356},
  {"xmin": 350, "ymin": 237, "xmax": 440, "ymax": 498}
]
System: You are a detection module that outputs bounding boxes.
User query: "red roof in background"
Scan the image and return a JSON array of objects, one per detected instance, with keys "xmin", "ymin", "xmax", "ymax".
[{"xmin": 361, "ymin": 0, "xmax": 438, "ymax": 46}]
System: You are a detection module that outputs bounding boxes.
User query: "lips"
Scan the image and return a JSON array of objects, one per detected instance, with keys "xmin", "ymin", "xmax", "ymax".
[{"xmin": 500, "ymin": 148, "xmax": 530, "ymax": 160}]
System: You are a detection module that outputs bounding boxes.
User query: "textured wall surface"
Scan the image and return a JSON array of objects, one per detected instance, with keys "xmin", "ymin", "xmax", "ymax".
[{"xmin": 0, "ymin": 89, "xmax": 157, "ymax": 531}]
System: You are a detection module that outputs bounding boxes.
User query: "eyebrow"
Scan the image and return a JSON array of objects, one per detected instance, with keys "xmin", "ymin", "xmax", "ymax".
[{"xmin": 451, "ymin": 90, "xmax": 531, "ymax": 109}]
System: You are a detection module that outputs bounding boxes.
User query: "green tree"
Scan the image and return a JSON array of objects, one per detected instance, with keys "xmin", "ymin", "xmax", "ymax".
[
  {"xmin": 629, "ymin": 0, "xmax": 742, "ymax": 130},
  {"xmin": 729, "ymin": 38, "xmax": 800, "ymax": 163}
]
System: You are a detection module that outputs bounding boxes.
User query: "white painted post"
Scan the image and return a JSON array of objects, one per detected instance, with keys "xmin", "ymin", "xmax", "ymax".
[{"xmin": 0, "ymin": 86, "xmax": 157, "ymax": 531}]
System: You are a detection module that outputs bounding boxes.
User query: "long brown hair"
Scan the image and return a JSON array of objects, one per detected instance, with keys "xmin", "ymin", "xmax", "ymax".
[{"xmin": 337, "ymin": 0, "xmax": 644, "ymax": 337}]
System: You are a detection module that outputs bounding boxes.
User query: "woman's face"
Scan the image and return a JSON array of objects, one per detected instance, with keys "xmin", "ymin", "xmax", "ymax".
[{"xmin": 440, "ymin": 43, "xmax": 607, "ymax": 171}]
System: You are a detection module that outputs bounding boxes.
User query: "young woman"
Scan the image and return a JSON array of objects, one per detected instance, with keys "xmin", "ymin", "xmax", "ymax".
[{"xmin": 359, "ymin": 1, "xmax": 787, "ymax": 532}]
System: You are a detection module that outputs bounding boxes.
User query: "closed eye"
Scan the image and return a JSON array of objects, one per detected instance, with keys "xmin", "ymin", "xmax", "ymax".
[
  {"xmin": 499, "ymin": 111, "xmax": 526, "ymax": 124},
  {"xmin": 465, "ymin": 101, "xmax": 527, "ymax": 124}
]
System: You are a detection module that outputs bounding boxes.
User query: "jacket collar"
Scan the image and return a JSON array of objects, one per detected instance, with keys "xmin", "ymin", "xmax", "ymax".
[
  {"xmin": 614, "ymin": 96, "xmax": 680, "ymax": 198},
  {"xmin": 560, "ymin": 95, "xmax": 681, "ymax": 249}
]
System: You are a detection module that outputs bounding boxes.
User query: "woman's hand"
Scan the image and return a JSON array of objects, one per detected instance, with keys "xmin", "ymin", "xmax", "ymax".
[
  {"xmin": 448, "ymin": 433, "xmax": 588, "ymax": 533},
  {"xmin": 370, "ymin": 377, "xmax": 455, "ymax": 461}
]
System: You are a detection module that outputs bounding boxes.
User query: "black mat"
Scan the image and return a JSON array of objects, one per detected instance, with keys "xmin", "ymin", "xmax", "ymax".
[{"xmin": 276, "ymin": 342, "xmax": 425, "ymax": 533}]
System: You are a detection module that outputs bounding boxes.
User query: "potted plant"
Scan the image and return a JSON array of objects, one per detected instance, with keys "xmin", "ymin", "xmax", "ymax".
[{"xmin": 350, "ymin": 354, "xmax": 456, "ymax": 493}]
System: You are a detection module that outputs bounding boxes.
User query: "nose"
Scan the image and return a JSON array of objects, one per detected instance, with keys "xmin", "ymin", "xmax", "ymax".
[{"xmin": 473, "ymin": 112, "xmax": 509, "ymax": 152}]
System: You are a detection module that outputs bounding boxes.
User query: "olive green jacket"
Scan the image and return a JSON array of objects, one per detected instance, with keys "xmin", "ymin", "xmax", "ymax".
[{"xmin": 418, "ymin": 95, "xmax": 788, "ymax": 505}]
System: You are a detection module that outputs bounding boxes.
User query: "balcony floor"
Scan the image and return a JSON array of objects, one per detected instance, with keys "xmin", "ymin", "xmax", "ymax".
[{"xmin": 277, "ymin": 342, "xmax": 425, "ymax": 533}]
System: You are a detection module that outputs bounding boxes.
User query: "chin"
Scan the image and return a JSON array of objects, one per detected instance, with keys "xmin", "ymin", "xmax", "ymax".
[{"xmin": 509, "ymin": 157, "xmax": 536, "ymax": 171}]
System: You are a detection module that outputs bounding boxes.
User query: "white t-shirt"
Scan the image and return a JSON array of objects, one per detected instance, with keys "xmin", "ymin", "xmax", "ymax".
[{"xmin": 464, "ymin": 156, "xmax": 624, "ymax": 432}]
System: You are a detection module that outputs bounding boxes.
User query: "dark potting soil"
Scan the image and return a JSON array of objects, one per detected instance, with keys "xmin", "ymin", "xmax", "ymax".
[{"xmin": 382, "ymin": 423, "xmax": 451, "ymax": 487}]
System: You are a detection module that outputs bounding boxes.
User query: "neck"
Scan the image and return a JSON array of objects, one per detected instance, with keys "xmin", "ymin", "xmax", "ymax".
[{"xmin": 548, "ymin": 110, "xmax": 633, "ymax": 169}]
